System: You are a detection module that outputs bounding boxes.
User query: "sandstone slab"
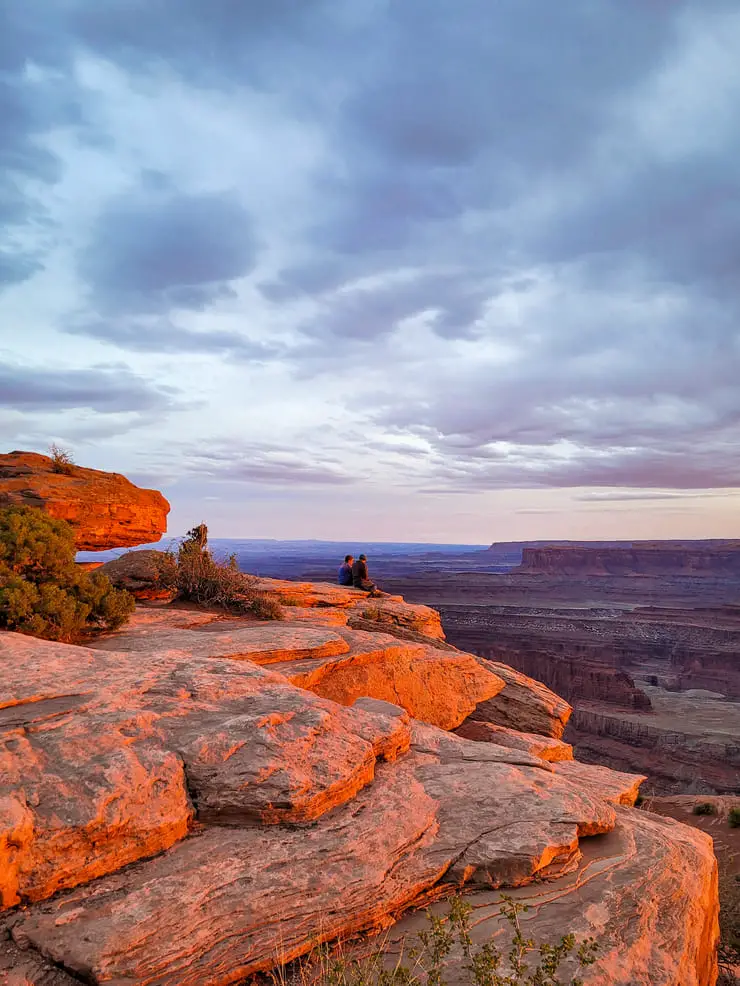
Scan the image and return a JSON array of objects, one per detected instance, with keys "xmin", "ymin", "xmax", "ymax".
[
  {"xmin": 8, "ymin": 724, "xmax": 617, "ymax": 986},
  {"xmin": 0, "ymin": 452, "xmax": 169, "ymax": 551},
  {"xmin": 91, "ymin": 610, "xmax": 502, "ymax": 732},
  {"xmin": 468, "ymin": 658, "xmax": 572, "ymax": 738},
  {"xmin": 277, "ymin": 629, "xmax": 505, "ymax": 730},
  {"xmin": 454, "ymin": 720, "xmax": 574, "ymax": 761},
  {"xmin": 366, "ymin": 807, "xmax": 718, "ymax": 986},
  {"xmin": 0, "ymin": 631, "xmax": 409, "ymax": 907},
  {"xmin": 552, "ymin": 759, "xmax": 646, "ymax": 806},
  {"xmin": 94, "ymin": 616, "xmax": 351, "ymax": 664},
  {"xmin": 252, "ymin": 578, "xmax": 445, "ymax": 641}
]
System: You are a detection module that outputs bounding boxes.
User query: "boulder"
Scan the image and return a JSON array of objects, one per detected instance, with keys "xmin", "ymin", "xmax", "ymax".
[
  {"xmin": 467, "ymin": 658, "xmax": 572, "ymax": 738},
  {"xmin": 0, "ymin": 451, "xmax": 169, "ymax": 551},
  {"xmin": 97, "ymin": 550, "xmax": 176, "ymax": 601},
  {"xmin": 454, "ymin": 720, "xmax": 574, "ymax": 761}
]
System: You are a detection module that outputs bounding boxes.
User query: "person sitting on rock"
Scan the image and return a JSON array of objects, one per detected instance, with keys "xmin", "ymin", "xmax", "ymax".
[
  {"xmin": 351, "ymin": 553, "xmax": 378, "ymax": 593},
  {"xmin": 338, "ymin": 554, "xmax": 354, "ymax": 586}
]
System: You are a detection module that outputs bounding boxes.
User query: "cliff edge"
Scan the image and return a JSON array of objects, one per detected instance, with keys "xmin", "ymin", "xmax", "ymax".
[
  {"xmin": 0, "ymin": 577, "xmax": 719, "ymax": 986},
  {"xmin": 0, "ymin": 451, "xmax": 169, "ymax": 551}
]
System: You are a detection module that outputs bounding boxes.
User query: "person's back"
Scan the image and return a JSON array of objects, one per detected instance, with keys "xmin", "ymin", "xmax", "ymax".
[
  {"xmin": 352, "ymin": 554, "xmax": 374, "ymax": 591},
  {"xmin": 338, "ymin": 555, "xmax": 354, "ymax": 586}
]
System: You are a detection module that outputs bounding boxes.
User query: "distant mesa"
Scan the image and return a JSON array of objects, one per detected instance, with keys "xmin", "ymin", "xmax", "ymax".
[
  {"xmin": 0, "ymin": 450, "xmax": 169, "ymax": 552},
  {"xmin": 515, "ymin": 542, "xmax": 740, "ymax": 577}
]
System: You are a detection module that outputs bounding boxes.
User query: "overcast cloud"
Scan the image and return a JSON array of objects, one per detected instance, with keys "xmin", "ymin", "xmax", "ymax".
[{"xmin": 2, "ymin": 0, "xmax": 739, "ymax": 541}]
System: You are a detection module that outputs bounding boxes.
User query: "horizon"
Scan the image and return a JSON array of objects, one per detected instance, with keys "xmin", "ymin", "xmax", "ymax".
[{"xmin": 3, "ymin": 1, "xmax": 740, "ymax": 542}]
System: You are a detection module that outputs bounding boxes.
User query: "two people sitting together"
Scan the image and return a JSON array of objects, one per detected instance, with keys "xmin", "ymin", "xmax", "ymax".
[{"xmin": 338, "ymin": 553, "xmax": 380, "ymax": 594}]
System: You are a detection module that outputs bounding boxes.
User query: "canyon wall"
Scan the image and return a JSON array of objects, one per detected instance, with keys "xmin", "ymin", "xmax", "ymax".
[{"xmin": 517, "ymin": 543, "xmax": 740, "ymax": 577}]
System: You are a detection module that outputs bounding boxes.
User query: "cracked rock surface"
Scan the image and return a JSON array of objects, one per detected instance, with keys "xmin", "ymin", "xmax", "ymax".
[{"xmin": 0, "ymin": 602, "xmax": 719, "ymax": 986}]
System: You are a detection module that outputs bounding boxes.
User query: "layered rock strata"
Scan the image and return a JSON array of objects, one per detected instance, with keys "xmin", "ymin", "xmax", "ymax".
[
  {"xmin": 517, "ymin": 543, "xmax": 740, "ymax": 576},
  {"xmin": 0, "ymin": 595, "xmax": 719, "ymax": 986},
  {"xmin": 0, "ymin": 451, "xmax": 169, "ymax": 550}
]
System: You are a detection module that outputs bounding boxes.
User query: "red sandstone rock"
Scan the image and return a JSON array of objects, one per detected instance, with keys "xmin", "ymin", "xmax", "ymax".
[
  {"xmin": 0, "ymin": 630, "xmax": 409, "ymax": 906},
  {"xmin": 551, "ymin": 759, "xmax": 645, "ymax": 806},
  {"xmin": 253, "ymin": 577, "xmax": 445, "ymax": 639},
  {"xmin": 467, "ymin": 659, "xmax": 572, "ymax": 738},
  {"xmin": 275, "ymin": 629, "xmax": 504, "ymax": 730},
  {"xmin": 7, "ymin": 727, "xmax": 617, "ymax": 985},
  {"xmin": 365, "ymin": 807, "xmax": 719, "ymax": 986},
  {"xmin": 90, "ymin": 610, "xmax": 502, "ymax": 732},
  {"xmin": 0, "ymin": 452, "xmax": 169, "ymax": 551},
  {"xmin": 454, "ymin": 720, "xmax": 574, "ymax": 761},
  {"xmin": 0, "ymin": 597, "xmax": 720, "ymax": 986}
]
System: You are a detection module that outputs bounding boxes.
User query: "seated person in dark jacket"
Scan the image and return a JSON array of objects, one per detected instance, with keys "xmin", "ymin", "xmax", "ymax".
[
  {"xmin": 351, "ymin": 553, "xmax": 377, "ymax": 592},
  {"xmin": 338, "ymin": 554, "xmax": 354, "ymax": 586}
]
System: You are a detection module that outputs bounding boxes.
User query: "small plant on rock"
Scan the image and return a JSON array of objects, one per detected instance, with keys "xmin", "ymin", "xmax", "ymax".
[
  {"xmin": 728, "ymin": 807, "xmax": 740, "ymax": 829},
  {"xmin": 48, "ymin": 443, "xmax": 76, "ymax": 475},
  {"xmin": 279, "ymin": 894, "xmax": 599, "ymax": 986},
  {"xmin": 693, "ymin": 802, "xmax": 717, "ymax": 817},
  {"xmin": 163, "ymin": 523, "xmax": 283, "ymax": 619},
  {"xmin": 0, "ymin": 505, "xmax": 134, "ymax": 642}
]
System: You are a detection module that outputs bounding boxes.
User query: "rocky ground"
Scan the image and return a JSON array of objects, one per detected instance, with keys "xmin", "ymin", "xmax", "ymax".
[{"xmin": 1, "ymin": 579, "xmax": 719, "ymax": 986}]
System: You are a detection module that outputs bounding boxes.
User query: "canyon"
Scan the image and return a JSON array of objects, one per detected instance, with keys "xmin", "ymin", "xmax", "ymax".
[{"xmin": 1, "ymin": 459, "xmax": 734, "ymax": 982}]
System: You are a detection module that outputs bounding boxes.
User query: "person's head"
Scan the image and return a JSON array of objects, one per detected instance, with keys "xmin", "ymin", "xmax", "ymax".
[
  {"xmin": 344, "ymin": 554, "xmax": 353, "ymax": 564},
  {"xmin": 359, "ymin": 553, "xmax": 367, "ymax": 561}
]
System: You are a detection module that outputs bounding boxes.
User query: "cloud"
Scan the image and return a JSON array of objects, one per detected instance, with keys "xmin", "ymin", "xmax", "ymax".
[
  {"xmin": 0, "ymin": 361, "xmax": 181, "ymax": 413},
  {"xmin": 78, "ymin": 189, "xmax": 258, "ymax": 313},
  {"xmin": 65, "ymin": 317, "xmax": 281, "ymax": 361},
  {"xmin": 168, "ymin": 441, "xmax": 354, "ymax": 488},
  {"xmin": 2, "ymin": 0, "xmax": 740, "ymax": 537}
]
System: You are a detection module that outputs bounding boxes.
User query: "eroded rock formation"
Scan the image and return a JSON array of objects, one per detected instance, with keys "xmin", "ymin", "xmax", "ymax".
[
  {"xmin": 0, "ymin": 451, "xmax": 169, "ymax": 550},
  {"xmin": 0, "ymin": 587, "xmax": 720, "ymax": 986},
  {"xmin": 517, "ymin": 543, "xmax": 740, "ymax": 577}
]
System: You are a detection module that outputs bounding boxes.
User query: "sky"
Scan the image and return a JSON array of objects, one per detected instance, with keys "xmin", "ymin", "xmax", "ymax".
[{"xmin": 2, "ymin": 0, "xmax": 740, "ymax": 543}]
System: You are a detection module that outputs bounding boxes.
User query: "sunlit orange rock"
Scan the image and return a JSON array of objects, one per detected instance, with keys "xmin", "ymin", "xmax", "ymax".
[
  {"xmin": 364, "ymin": 807, "xmax": 719, "ymax": 986},
  {"xmin": 467, "ymin": 658, "xmax": 572, "ymax": 738},
  {"xmin": 0, "ymin": 451, "xmax": 169, "ymax": 550},
  {"xmin": 454, "ymin": 719, "xmax": 574, "ymax": 761},
  {"xmin": 7, "ymin": 724, "xmax": 617, "ymax": 985},
  {"xmin": 0, "ymin": 630, "xmax": 409, "ymax": 906}
]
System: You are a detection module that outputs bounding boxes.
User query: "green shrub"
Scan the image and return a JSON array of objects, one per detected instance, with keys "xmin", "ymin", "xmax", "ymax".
[
  {"xmin": 281, "ymin": 894, "xmax": 599, "ymax": 986},
  {"xmin": 0, "ymin": 505, "xmax": 134, "ymax": 642},
  {"xmin": 48, "ymin": 443, "xmax": 75, "ymax": 475},
  {"xmin": 728, "ymin": 807, "xmax": 740, "ymax": 829},
  {"xmin": 693, "ymin": 802, "xmax": 717, "ymax": 816},
  {"xmin": 164, "ymin": 523, "xmax": 283, "ymax": 620}
]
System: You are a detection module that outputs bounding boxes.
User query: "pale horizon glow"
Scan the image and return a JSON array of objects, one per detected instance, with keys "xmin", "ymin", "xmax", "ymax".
[{"xmin": 3, "ymin": 1, "xmax": 740, "ymax": 543}]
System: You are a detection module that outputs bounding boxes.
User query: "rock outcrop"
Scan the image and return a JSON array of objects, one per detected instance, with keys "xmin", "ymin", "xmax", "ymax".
[
  {"xmin": 0, "ymin": 593, "xmax": 720, "ymax": 986},
  {"xmin": 467, "ymin": 658, "xmax": 573, "ymax": 738},
  {"xmin": 0, "ymin": 451, "xmax": 169, "ymax": 551},
  {"xmin": 516, "ymin": 543, "xmax": 740, "ymax": 576}
]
